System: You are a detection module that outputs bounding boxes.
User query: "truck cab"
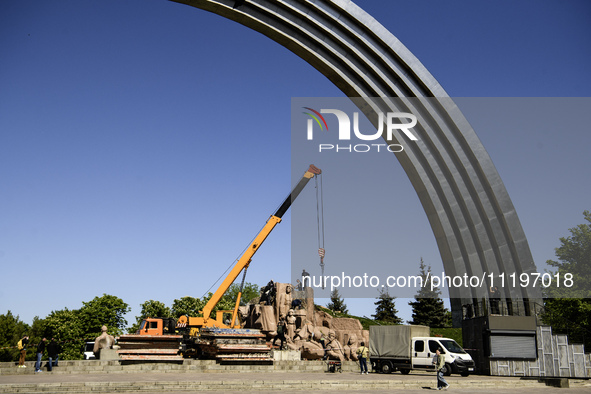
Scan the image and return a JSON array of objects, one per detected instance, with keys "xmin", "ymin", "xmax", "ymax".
[
  {"xmin": 412, "ymin": 337, "xmax": 474, "ymax": 376},
  {"xmin": 136, "ymin": 317, "xmax": 177, "ymax": 336}
]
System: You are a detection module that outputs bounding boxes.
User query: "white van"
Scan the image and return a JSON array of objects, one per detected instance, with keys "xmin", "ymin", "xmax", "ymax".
[
  {"xmin": 411, "ymin": 337, "xmax": 474, "ymax": 376},
  {"xmin": 83, "ymin": 342, "xmax": 96, "ymax": 360}
]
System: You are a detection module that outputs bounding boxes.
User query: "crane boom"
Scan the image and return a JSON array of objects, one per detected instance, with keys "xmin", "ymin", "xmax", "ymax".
[
  {"xmin": 179, "ymin": 164, "xmax": 322, "ymax": 329},
  {"xmin": 119, "ymin": 165, "xmax": 322, "ymax": 362}
]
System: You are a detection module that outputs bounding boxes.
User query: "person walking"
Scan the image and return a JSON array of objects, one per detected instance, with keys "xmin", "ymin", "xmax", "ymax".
[
  {"xmin": 433, "ymin": 348, "xmax": 449, "ymax": 390},
  {"xmin": 35, "ymin": 338, "xmax": 46, "ymax": 373},
  {"xmin": 47, "ymin": 338, "xmax": 60, "ymax": 371},
  {"xmin": 17, "ymin": 335, "xmax": 29, "ymax": 368},
  {"xmin": 356, "ymin": 341, "xmax": 369, "ymax": 374}
]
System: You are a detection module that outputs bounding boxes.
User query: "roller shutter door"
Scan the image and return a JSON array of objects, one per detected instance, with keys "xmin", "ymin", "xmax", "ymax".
[{"xmin": 489, "ymin": 334, "xmax": 536, "ymax": 359}]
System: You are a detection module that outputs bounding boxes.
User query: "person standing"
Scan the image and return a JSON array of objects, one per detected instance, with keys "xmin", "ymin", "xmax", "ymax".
[
  {"xmin": 35, "ymin": 338, "xmax": 46, "ymax": 373},
  {"xmin": 319, "ymin": 332, "xmax": 327, "ymax": 360},
  {"xmin": 356, "ymin": 341, "xmax": 369, "ymax": 374},
  {"xmin": 272, "ymin": 316, "xmax": 287, "ymax": 350},
  {"xmin": 17, "ymin": 335, "xmax": 29, "ymax": 368},
  {"xmin": 47, "ymin": 338, "xmax": 60, "ymax": 371},
  {"xmin": 433, "ymin": 348, "xmax": 449, "ymax": 390},
  {"xmin": 489, "ymin": 285, "xmax": 500, "ymax": 315},
  {"xmin": 301, "ymin": 269, "xmax": 310, "ymax": 288}
]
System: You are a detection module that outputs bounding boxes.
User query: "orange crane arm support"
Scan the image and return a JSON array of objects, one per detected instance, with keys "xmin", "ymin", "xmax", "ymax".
[{"xmin": 200, "ymin": 164, "xmax": 321, "ymax": 325}]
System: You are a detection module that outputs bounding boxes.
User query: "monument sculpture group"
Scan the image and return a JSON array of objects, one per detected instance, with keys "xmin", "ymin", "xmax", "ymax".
[{"xmin": 241, "ymin": 281, "xmax": 368, "ymax": 361}]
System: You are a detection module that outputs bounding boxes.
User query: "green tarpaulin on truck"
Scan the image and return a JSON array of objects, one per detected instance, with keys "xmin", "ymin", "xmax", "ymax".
[{"xmin": 369, "ymin": 325, "xmax": 430, "ymax": 358}]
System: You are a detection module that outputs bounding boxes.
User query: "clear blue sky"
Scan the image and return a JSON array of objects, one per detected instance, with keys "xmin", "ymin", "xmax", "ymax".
[{"xmin": 1, "ymin": 0, "xmax": 590, "ymax": 326}]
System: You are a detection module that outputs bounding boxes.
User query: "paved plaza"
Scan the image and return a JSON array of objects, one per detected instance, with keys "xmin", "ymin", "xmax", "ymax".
[{"xmin": 1, "ymin": 367, "xmax": 590, "ymax": 393}]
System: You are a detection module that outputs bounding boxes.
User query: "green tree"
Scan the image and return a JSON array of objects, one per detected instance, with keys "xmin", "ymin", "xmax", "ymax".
[
  {"xmin": 128, "ymin": 300, "xmax": 172, "ymax": 334},
  {"xmin": 43, "ymin": 308, "xmax": 85, "ymax": 360},
  {"xmin": 543, "ymin": 210, "xmax": 591, "ymax": 351},
  {"xmin": 171, "ymin": 282, "xmax": 260, "ymax": 321},
  {"xmin": 222, "ymin": 283, "xmax": 260, "ymax": 306},
  {"xmin": 78, "ymin": 294, "xmax": 130, "ymax": 338},
  {"xmin": 0, "ymin": 311, "xmax": 30, "ymax": 362},
  {"xmin": 443, "ymin": 310, "xmax": 453, "ymax": 328},
  {"xmin": 545, "ymin": 210, "xmax": 591, "ymax": 298},
  {"xmin": 171, "ymin": 296, "xmax": 205, "ymax": 319},
  {"xmin": 408, "ymin": 258, "xmax": 449, "ymax": 327},
  {"xmin": 373, "ymin": 288, "xmax": 402, "ymax": 324},
  {"xmin": 327, "ymin": 288, "xmax": 348, "ymax": 314},
  {"xmin": 139, "ymin": 300, "xmax": 172, "ymax": 319}
]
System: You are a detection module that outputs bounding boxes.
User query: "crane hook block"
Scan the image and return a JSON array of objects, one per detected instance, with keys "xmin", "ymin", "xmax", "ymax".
[{"xmin": 308, "ymin": 164, "xmax": 322, "ymax": 175}]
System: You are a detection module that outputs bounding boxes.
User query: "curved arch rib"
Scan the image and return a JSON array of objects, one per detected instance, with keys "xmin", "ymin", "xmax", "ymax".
[{"xmin": 171, "ymin": 0, "xmax": 542, "ymax": 324}]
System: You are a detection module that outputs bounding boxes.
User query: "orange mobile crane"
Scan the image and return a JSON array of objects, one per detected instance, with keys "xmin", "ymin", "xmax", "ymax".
[{"xmin": 117, "ymin": 165, "xmax": 322, "ymax": 362}]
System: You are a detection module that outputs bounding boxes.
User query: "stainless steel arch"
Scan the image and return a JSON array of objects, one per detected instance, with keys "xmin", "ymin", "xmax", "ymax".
[{"xmin": 172, "ymin": 0, "xmax": 542, "ymax": 324}]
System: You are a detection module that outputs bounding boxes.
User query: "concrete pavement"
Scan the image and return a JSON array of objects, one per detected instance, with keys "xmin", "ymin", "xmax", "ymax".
[
  {"xmin": 1, "ymin": 370, "xmax": 590, "ymax": 393},
  {"xmin": 1, "ymin": 360, "xmax": 589, "ymax": 393}
]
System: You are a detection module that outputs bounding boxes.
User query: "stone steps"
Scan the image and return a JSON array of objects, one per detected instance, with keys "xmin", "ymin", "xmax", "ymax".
[
  {"xmin": 0, "ymin": 358, "xmax": 558, "ymax": 393},
  {"xmin": 0, "ymin": 376, "xmax": 548, "ymax": 393},
  {"xmin": 0, "ymin": 359, "xmax": 345, "ymax": 375}
]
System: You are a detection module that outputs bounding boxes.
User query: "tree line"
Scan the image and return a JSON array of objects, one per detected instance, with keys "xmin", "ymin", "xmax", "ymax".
[
  {"xmin": 327, "ymin": 257, "xmax": 452, "ymax": 328},
  {"xmin": 0, "ymin": 283, "xmax": 259, "ymax": 362},
  {"xmin": 0, "ymin": 294, "xmax": 130, "ymax": 362}
]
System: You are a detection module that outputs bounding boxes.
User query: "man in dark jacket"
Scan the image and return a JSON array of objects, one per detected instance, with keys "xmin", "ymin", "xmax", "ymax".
[
  {"xmin": 35, "ymin": 338, "xmax": 46, "ymax": 373},
  {"xmin": 47, "ymin": 338, "xmax": 60, "ymax": 370}
]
